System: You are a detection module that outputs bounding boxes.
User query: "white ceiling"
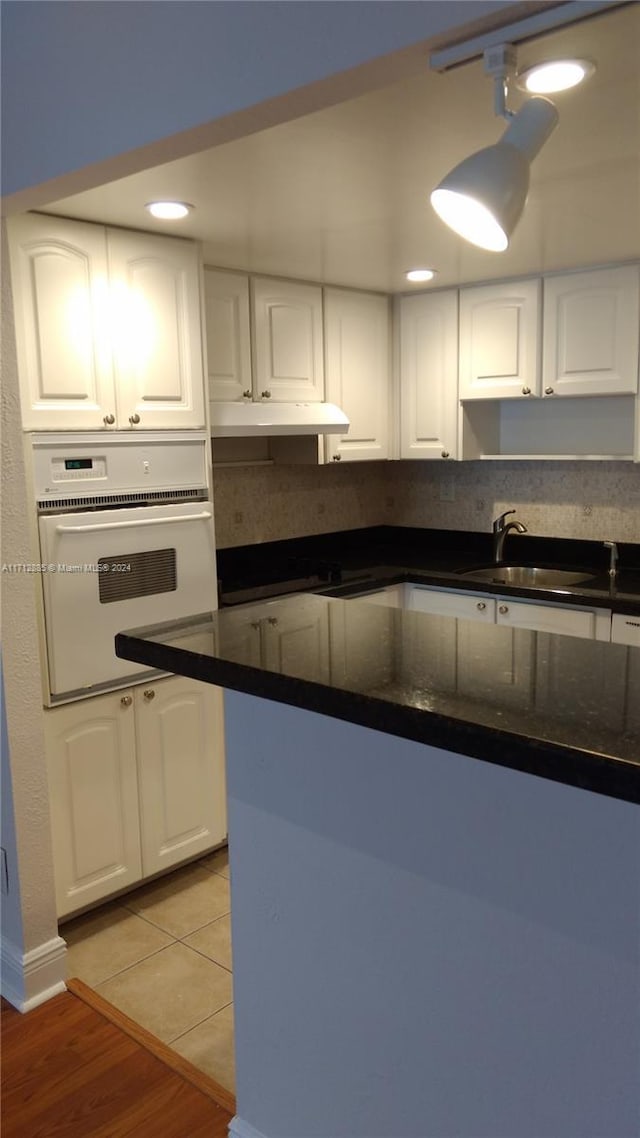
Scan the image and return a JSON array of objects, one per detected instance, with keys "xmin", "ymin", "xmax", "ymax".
[{"xmin": 46, "ymin": 3, "xmax": 640, "ymax": 294}]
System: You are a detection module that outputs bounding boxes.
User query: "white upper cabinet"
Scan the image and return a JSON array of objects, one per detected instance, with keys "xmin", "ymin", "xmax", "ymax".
[
  {"xmin": 459, "ymin": 278, "xmax": 541, "ymax": 400},
  {"xmin": 399, "ymin": 290, "xmax": 458, "ymax": 460},
  {"xmin": 542, "ymin": 265, "xmax": 640, "ymax": 397},
  {"xmin": 107, "ymin": 228, "xmax": 205, "ymax": 428},
  {"xmin": 324, "ymin": 288, "xmax": 390, "ymax": 462},
  {"xmin": 204, "ymin": 268, "xmax": 252, "ymax": 403},
  {"xmin": 251, "ymin": 276, "xmax": 324, "ymax": 402},
  {"xmin": 8, "ymin": 213, "xmax": 205, "ymax": 430},
  {"xmin": 8, "ymin": 213, "xmax": 115, "ymax": 430}
]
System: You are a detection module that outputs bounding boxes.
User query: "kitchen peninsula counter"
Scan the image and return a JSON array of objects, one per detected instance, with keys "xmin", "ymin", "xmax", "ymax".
[
  {"xmin": 116, "ymin": 593, "xmax": 640, "ymax": 804},
  {"xmin": 117, "ymin": 595, "xmax": 640, "ymax": 1138}
]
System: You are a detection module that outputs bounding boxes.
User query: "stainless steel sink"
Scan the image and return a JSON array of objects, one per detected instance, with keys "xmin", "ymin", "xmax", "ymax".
[{"xmin": 458, "ymin": 566, "xmax": 596, "ymax": 589}]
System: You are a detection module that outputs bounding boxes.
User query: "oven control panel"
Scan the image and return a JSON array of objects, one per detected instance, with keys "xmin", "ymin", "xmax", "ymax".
[
  {"xmin": 30, "ymin": 431, "xmax": 209, "ymax": 504},
  {"xmin": 49, "ymin": 455, "xmax": 107, "ymax": 482}
]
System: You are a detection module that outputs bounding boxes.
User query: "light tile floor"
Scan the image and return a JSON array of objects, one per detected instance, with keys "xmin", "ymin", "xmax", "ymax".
[{"xmin": 62, "ymin": 846, "xmax": 235, "ymax": 1093}]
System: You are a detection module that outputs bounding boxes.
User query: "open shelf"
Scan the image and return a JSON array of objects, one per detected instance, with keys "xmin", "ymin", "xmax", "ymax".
[{"xmin": 461, "ymin": 395, "xmax": 636, "ymax": 461}]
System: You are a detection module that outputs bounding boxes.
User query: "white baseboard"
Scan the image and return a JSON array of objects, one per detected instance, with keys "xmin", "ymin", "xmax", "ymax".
[
  {"xmin": 228, "ymin": 1117, "xmax": 270, "ymax": 1138},
  {"xmin": 0, "ymin": 933, "xmax": 67, "ymax": 1012}
]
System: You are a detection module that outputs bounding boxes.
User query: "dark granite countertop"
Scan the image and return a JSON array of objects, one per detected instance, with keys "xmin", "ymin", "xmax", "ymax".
[
  {"xmin": 116, "ymin": 593, "xmax": 640, "ymax": 806},
  {"xmin": 217, "ymin": 526, "xmax": 640, "ymax": 614}
]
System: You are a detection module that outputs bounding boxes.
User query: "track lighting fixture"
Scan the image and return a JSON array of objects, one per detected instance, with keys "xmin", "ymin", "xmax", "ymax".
[{"xmin": 430, "ymin": 45, "xmax": 558, "ymax": 252}]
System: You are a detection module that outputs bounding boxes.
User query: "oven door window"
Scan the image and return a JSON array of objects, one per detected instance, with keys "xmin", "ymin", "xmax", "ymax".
[{"xmin": 98, "ymin": 549, "xmax": 177, "ymax": 603}]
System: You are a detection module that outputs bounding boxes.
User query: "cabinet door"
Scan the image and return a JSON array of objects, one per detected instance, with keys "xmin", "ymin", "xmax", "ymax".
[
  {"xmin": 251, "ymin": 277, "xmax": 324, "ymax": 402},
  {"xmin": 44, "ymin": 691, "xmax": 142, "ymax": 918},
  {"xmin": 7, "ymin": 213, "xmax": 115, "ymax": 430},
  {"xmin": 136, "ymin": 676, "xmax": 227, "ymax": 876},
  {"xmin": 399, "ymin": 290, "xmax": 458, "ymax": 460},
  {"xmin": 324, "ymin": 289, "xmax": 390, "ymax": 462},
  {"xmin": 406, "ymin": 585, "xmax": 495, "ymax": 623},
  {"xmin": 543, "ymin": 266, "xmax": 640, "ymax": 397},
  {"xmin": 495, "ymin": 599, "xmax": 611, "ymax": 640},
  {"xmin": 459, "ymin": 279, "xmax": 541, "ymax": 399},
  {"xmin": 204, "ymin": 268, "xmax": 252, "ymax": 402},
  {"xmin": 108, "ymin": 229, "xmax": 205, "ymax": 428}
]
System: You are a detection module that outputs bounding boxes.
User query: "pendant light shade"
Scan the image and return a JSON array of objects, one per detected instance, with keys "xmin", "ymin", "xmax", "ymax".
[{"xmin": 430, "ymin": 96, "xmax": 558, "ymax": 251}]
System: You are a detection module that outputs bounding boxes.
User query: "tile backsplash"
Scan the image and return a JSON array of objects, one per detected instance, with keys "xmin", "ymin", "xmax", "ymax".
[{"xmin": 213, "ymin": 460, "xmax": 640, "ymax": 548}]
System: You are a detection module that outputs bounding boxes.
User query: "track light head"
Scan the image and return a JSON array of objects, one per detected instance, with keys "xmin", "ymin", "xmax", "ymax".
[{"xmin": 430, "ymin": 96, "xmax": 558, "ymax": 251}]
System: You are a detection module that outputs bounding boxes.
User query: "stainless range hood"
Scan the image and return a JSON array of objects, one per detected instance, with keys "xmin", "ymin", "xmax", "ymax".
[{"xmin": 210, "ymin": 401, "xmax": 349, "ymax": 437}]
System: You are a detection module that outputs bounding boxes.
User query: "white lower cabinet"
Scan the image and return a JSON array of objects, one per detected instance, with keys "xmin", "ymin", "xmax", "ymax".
[
  {"xmin": 45, "ymin": 675, "xmax": 226, "ymax": 919},
  {"xmin": 493, "ymin": 598, "xmax": 611, "ymax": 640},
  {"xmin": 406, "ymin": 584, "xmax": 612, "ymax": 640},
  {"xmin": 611, "ymin": 611, "xmax": 640, "ymax": 647},
  {"xmin": 407, "ymin": 585, "xmax": 494, "ymax": 622}
]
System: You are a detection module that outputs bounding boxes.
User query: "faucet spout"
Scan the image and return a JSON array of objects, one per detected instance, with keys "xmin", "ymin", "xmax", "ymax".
[{"xmin": 492, "ymin": 511, "xmax": 528, "ymax": 563}]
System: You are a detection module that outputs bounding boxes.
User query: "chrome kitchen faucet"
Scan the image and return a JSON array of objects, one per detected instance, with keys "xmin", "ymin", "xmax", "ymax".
[{"xmin": 492, "ymin": 510, "xmax": 528, "ymax": 562}]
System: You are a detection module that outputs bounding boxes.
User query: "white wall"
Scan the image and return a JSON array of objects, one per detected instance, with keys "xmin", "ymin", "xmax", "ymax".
[
  {"xmin": 0, "ymin": 223, "xmax": 66, "ymax": 1009},
  {"xmin": 226, "ymin": 692, "xmax": 640, "ymax": 1138},
  {"xmin": 1, "ymin": 0, "xmax": 513, "ymax": 206}
]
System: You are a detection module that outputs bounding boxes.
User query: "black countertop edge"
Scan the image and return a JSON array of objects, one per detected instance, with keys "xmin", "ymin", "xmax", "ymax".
[
  {"xmin": 317, "ymin": 566, "xmax": 640, "ymax": 615},
  {"xmin": 116, "ymin": 630, "xmax": 640, "ymax": 807}
]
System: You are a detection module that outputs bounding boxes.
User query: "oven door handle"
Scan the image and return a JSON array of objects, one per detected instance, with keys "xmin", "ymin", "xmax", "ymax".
[{"xmin": 55, "ymin": 511, "xmax": 213, "ymax": 533}]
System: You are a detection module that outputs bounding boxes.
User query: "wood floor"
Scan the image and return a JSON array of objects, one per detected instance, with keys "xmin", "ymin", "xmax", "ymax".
[{"xmin": 1, "ymin": 988, "xmax": 233, "ymax": 1137}]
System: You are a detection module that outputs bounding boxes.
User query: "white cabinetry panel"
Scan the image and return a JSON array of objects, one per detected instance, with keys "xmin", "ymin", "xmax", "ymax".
[
  {"xmin": 459, "ymin": 278, "xmax": 541, "ymax": 400},
  {"xmin": 136, "ymin": 676, "xmax": 226, "ymax": 876},
  {"xmin": 8, "ymin": 213, "xmax": 205, "ymax": 430},
  {"xmin": 204, "ymin": 268, "xmax": 252, "ymax": 403},
  {"xmin": 45, "ymin": 677, "xmax": 226, "ymax": 919},
  {"xmin": 399, "ymin": 290, "xmax": 458, "ymax": 460},
  {"xmin": 406, "ymin": 585, "xmax": 495, "ymax": 622},
  {"xmin": 252, "ymin": 277, "xmax": 324, "ymax": 402},
  {"xmin": 324, "ymin": 288, "xmax": 390, "ymax": 462},
  {"xmin": 8, "ymin": 213, "xmax": 114, "ymax": 430},
  {"xmin": 495, "ymin": 599, "xmax": 611, "ymax": 641},
  {"xmin": 543, "ymin": 266, "xmax": 640, "ymax": 397},
  {"xmin": 44, "ymin": 690, "xmax": 142, "ymax": 918},
  {"xmin": 108, "ymin": 228, "xmax": 205, "ymax": 428}
]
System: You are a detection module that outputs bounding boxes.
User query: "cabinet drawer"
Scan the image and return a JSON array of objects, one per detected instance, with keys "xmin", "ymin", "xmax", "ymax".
[
  {"xmin": 611, "ymin": 612, "xmax": 640, "ymax": 646},
  {"xmin": 496, "ymin": 600, "xmax": 610, "ymax": 640},
  {"xmin": 407, "ymin": 586, "xmax": 495, "ymax": 622}
]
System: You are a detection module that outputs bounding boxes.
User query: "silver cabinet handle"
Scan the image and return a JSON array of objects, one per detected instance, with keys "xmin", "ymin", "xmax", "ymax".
[
  {"xmin": 261, "ymin": 390, "xmax": 271, "ymax": 399},
  {"xmin": 103, "ymin": 413, "xmax": 116, "ymax": 426},
  {"xmin": 441, "ymin": 450, "xmax": 450, "ymax": 459},
  {"xmin": 143, "ymin": 689, "xmax": 155, "ymax": 701},
  {"xmin": 120, "ymin": 694, "xmax": 133, "ymax": 708},
  {"xmin": 499, "ymin": 604, "xmax": 509, "ymax": 614},
  {"xmin": 522, "ymin": 386, "xmax": 531, "ymax": 396},
  {"xmin": 129, "ymin": 413, "xmax": 141, "ymax": 425},
  {"xmin": 545, "ymin": 387, "xmax": 554, "ymax": 395},
  {"xmin": 242, "ymin": 389, "xmax": 252, "ymax": 399},
  {"xmin": 332, "ymin": 454, "xmax": 342, "ymax": 462},
  {"xmin": 476, "ymin": 601, "xmax": 486, "ymax": 611}
]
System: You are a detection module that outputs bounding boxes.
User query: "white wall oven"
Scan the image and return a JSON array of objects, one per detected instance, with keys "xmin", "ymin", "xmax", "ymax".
[{"xmin": 31, "ymin": 432, "xmax": 217, "ymax": 705}]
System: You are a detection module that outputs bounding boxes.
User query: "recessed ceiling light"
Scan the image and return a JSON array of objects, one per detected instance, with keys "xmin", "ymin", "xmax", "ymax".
[
  {"xmin": 405, "ymin": 268, "xmax": 437, "ymax": 283},
  {"xmin": 145, "ymin": 201, "xmax": 193, "ymax": 220},
  {"xmin": 516, "ymin": 59, "xmax": 595, "ymax": 94}
]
